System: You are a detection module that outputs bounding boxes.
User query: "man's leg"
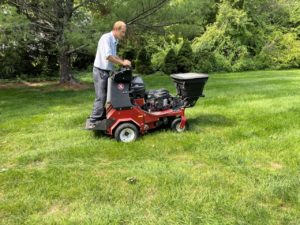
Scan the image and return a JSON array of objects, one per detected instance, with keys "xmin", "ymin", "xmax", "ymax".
[{"xmin": 89, "ymin": 67, "xmax": 109, "ymax": 123}]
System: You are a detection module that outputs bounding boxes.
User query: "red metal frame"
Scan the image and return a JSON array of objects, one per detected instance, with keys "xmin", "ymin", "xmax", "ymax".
[{"xmin": 105, "ymin": 98, "xmax": 186, "ymax": 136}]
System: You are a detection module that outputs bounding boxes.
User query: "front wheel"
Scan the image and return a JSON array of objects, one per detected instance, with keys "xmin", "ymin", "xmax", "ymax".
[
  {"xmin": 114, "ymin": 123, "xmax": 139, "ymax": 142},
  {"xmin": 171, "ymin": 118, "xmax": 189, "ymax": 132}
]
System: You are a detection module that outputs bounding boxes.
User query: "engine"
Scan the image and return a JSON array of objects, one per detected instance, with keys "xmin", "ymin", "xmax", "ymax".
[
  {"xmin": 144, "ymin": 89, "xmax": 172, "ymax": 112},
  {"xmin": 129, "ymin": 76, "xmax": 176, "ymax": 112}
]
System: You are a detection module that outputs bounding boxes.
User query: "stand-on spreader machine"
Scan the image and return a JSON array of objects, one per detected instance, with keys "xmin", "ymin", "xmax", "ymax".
[{"xmin": 86, "ymin": 68, "xmax": 209, "ymax": 142}]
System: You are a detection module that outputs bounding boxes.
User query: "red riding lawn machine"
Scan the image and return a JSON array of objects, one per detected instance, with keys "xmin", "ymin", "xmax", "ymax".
[{"xmin": 86, "ymin": 68, "xmax": 209, "ymax": 142}]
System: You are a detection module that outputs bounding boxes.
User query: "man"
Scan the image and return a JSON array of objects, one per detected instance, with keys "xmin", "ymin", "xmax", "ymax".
[{"xmin": 87, "ymin": 21, "xmax": 131, "ymax": 128}]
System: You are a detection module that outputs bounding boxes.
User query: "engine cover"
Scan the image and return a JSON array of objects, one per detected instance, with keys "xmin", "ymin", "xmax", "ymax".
[{"xmin": 145, "ymin": 89, "xmax": 171, "ymax": 111}]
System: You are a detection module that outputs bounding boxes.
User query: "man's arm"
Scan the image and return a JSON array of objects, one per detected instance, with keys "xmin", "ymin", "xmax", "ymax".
[{"xmin": 107, "ymin": 55, "xmax": 131, "ymax": 67}]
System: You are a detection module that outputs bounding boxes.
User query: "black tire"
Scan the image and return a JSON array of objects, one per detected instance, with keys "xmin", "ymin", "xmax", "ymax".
[
  {"xmin": 171, "ymin": 118, "xmax": 189, "ymax": 132},
  {"xmin": 114, "ymin": 123, "xmax": 139, "ymax": 142}
]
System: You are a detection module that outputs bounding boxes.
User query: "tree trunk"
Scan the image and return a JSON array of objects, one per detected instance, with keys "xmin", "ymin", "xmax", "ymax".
[
  {"xmin": 59, "ymin": 49, "xmax": 78, "ymax": 84},
  {"xmin": 58, "ymin": 0, "xmax": 78, "ymax": 85}
]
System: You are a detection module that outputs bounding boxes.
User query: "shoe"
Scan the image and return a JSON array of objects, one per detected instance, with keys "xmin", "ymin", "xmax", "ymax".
[{"xmin": 85, "ymin": 119, "xmax": 96, "ymax": 130}]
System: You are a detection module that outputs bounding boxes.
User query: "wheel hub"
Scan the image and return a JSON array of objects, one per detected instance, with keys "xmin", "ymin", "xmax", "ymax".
[{"xmin": 120, "ymin": 128, "xmax": 135, "ymax": 142}]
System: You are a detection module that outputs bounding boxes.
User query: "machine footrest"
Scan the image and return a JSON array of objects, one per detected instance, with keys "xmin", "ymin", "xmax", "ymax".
[{"xmin": 85, "ymin": 119, "xmax": 115, "ymax": 130}]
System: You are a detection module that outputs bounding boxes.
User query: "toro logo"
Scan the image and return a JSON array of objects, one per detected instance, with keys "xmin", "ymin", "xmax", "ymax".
[{"xmin": 117, "ymin": 83, "xmax": 125, "ymax": 90}]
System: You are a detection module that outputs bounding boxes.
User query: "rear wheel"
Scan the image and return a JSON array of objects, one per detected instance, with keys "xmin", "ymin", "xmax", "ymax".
[
  {"xmin": 171, "ymin": 118, "xmax": 189, "ymax": 132},
  {"xmin": 114, "ymin": 123, "xmax": 139, "ymax": 142}
]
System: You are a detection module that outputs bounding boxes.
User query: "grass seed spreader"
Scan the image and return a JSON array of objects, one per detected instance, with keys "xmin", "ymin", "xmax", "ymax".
[{"xmin": 86, "ymin": 68, "xmax": 208, "ymax": 142}]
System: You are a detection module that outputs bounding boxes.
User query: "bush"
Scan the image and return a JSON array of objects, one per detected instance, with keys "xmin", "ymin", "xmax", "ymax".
[
  {"xmin": 255, "ymin": 32, "xmax": 300, "ymax": 69},
  {"xmin": 0, "ymin": 44, "xmax": 50, "ymax": 79},
  {"xmin": 176, "ymin": 40, "xmax": 193, "ymax": 73},
  {"xmin": 192, "ymin": 2, "xmax": 258, "ymax": 72},
  {"xmin": 151, "ymin": 37, "xmax": 184, "ymax": 72},
  {"xmin": 135, "ymin": 48, "xmax": 153, "ymax": 75},
  {"xmin": 163, "ymin": 48, "xmax": 177, "ymax": 75},
  {"xmin": 72, "ymin": 52, "xmax": 94, "ymax": 70},
  {"xmin": 193, "ymin": 48, "xmax": 216, "ymax": 73},
  {"xmin": 151, "ymin": 50, "xmax": 166, "ymax": 71}
]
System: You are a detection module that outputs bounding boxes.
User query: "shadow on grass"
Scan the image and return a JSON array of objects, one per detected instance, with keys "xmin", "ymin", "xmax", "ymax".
[
  {"xmin": 93, "ymin": 130, "xmax": 107, "ymax": 138},
  {"xmin": 188, "ymin": 113, "xmax": 235, "ymax": 129}
]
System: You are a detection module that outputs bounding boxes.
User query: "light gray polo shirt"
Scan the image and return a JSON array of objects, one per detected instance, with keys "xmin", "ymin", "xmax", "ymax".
[{"xmin": 94, "ymin": 31, "xmax": 118, "ymax": 71}]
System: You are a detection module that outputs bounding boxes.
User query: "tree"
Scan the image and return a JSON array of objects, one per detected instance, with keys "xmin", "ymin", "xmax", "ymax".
[
  {"xmin": 0, "ymin": 4, "xmax": 31, "ymax": 78},
  {"xmin": 192, "ymin": 0, "xmax": 300, "ymax": 72},
  {"xmin": 177, "ymin": 40, "xmax": 193, "ymax": 73},
  {"xmin": 163, "ymin": 48, "xmax": 177, "ymax": 74},
  {"xmin": 289, "ymin": 0, "xmax": 300, "ymax": 38},
  {"xmin": 4, "ymin": 0, "xmax": 94, "ymax": 83},
  {"xmin": 192, "ymin": 1, "xmax": 257, "ymax": 72},
  {"xmin": 135, "ymin": 48, "xmax": 153, "ymax": 74},
  {"xmin": 4, "ymin": 0, "xmax": 172, "ymax": 83}
]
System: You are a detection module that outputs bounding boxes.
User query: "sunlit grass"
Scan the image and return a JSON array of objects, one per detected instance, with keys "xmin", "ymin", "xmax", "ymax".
[{"xmin": 0, "ymin": 70, "xmax": 300, "ymax": 224}]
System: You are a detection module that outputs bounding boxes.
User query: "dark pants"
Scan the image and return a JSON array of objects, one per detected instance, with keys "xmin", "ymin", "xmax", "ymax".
[{"xmin": 90, "ymin": 67, "xmax": 110, "ymax": 122}]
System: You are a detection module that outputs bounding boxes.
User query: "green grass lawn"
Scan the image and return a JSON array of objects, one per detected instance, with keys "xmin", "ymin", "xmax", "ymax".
[{"xmin": 1, "ymin": 70, "xmax": 300, "ymax": 225}]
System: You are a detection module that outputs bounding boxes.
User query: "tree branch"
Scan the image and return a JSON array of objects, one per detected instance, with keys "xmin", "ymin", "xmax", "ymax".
[
  {"xmin": 66, "ymin": 44, "xmax": 88, "ymax": 55},
  {"xmin": 10, "ymin": 0, "xmax": 56, "ymax": 20},
  {"xmin": 34, "ymin": 20, "xmax": 58, "ymax": 33},
  {"xmin": 127, "ymin": 0, "xmax": 169, "ymax": 25},
  {"xmin": 133, "ymin": 20, "xmax": 187, "ymax": 28}
]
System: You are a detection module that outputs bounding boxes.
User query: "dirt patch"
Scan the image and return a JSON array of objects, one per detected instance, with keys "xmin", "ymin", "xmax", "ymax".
[
  {"xmin": 0, "ymin": 82, "xmax": 26, "ymax": 89},
  {"xmin": 94, "ymin": 170, "xmax": 109, "ymax": 177},
  {"xmin": 146, "ymin": 187, "xmax": 157, "ymax": 201},
  {"xmin": 45, "ymin": 202, "xmax": 69, "ymax": 216},
  {"xmin": 0, "ymin": 81, "xmax": 92, "ymax": 91},
  {"xmin": 270, "ymin": 162, "xmax": 283, "ymax": 170},
  {"xmin": 48, "ymin": 204, "xmax": 60, "ymax": 214},
  {"xmin": 21, "ymin": 81, "xmax": 57, "ymax": 87},
  {"xmin": 25, "ymin": 161, "xmax": 47, "ymax": 170},
  {"xmin": 0, "ymin": 81, "xmax": 56, "ymax": 89}
]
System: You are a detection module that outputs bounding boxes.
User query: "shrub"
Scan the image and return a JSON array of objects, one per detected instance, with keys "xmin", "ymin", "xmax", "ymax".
[
  {"xmin": 176, "ymin": 40, "xmax": 193, "ymax": 73},
  {"xmin": 193, "ymin": 48, "xmax": 216, "ymax": 73},
  {"xmin": 135, "ymin": 48, "xmax": 153, "ymax": 75},
  {"xmin": 151, "ymin": 37, "xmax": 184, "ymax": 72},
  {"xmin": 192, "ymin": 2, "xmax": 258, "ymax": 72},
  {"xmin": 162, "ymin": 48, "xmax": 177, "ymax": 75},
  {"xmin": 255, "ymin": 32, "xmax": 300, "ymax": 69}
]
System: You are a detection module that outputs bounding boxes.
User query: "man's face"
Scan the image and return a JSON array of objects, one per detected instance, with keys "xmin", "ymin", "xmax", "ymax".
[{"xmin": 116, "ymin": 26, "xmax": 126, "ymax": 40}]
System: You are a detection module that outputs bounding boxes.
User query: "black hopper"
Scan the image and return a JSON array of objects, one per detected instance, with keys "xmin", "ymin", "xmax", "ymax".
[{"xmin": 171, "ymin": 73, "xmax": 209, "ymax": 107}]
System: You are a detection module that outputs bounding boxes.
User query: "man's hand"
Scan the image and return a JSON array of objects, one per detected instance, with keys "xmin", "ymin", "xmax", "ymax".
[
  {"xmin": 107, "ymin": 56, "xmax": 131, "ymax": 68},
  {"xmin": 122, "ymin": 59, "xmax": 131, "ymax": 67}
]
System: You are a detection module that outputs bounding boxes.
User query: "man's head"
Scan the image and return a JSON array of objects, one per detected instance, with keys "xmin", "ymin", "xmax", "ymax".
[{"xmin": 112, "ymin": 21, "xmax": 126, "ymax": 40}]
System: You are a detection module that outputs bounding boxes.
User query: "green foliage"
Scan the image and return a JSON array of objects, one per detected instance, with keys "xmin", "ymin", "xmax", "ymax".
[
  {"xmin": 0, "ymin": 5, "xmax": 30, "ymax": 78},
  {"xmin": 288, "ymin": 0, "xmax": 300, "ymax": 38},
  {"xmin": 162, "ymin": 48, "xmax": 177, "ymax": 75},
  {"xmin": 151, "ymin": 36, "xmax": 183, "ymax": 71},
  {"xmin": 2, "ymin": 0, "xmax": 300, "ymax": 78},
  {"xmin": 0, "ymin": 4, "xmax": 59, "ymax": 78},
  {"xmin": 193, "ymin": 49, "xmax": 217, "ymax": 73},
  {"xmin": 120, "ymin": 46, "xmax": 136, "ymax": 62},
  {"xmin": 72, "ymin": 51, "xmax": 94, "ymax": 70},
  {"xmin": 192, "ymin": 1, "xmax": 300, "ymax": 72},
  {"xmin": 151, "ymin": 50, "xmax": 167, "ymax": 72},
  {"xmin": 177, "ymin": 40, "xmax": 193, "ymax": 73},
  {"xmin": 162, "ymin": 0, "xmax": 219, "ymax": 39},
  {"xmin": 135, "ymin": 48, "xmax": 153, "ymax": 74},
  {"xmin": 193, "ymin": 2, "xmax": 255, "ymax": 72},
  {"xmin": 256, "ymin": 32, "xmax": 300, "ymax": 69}
]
